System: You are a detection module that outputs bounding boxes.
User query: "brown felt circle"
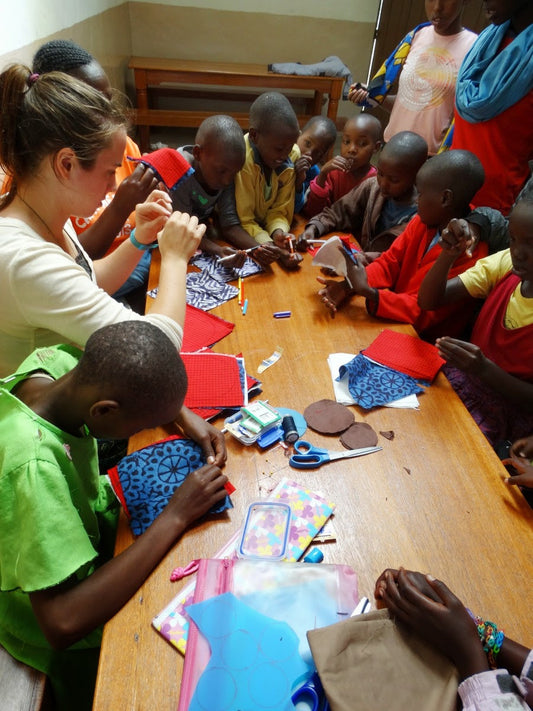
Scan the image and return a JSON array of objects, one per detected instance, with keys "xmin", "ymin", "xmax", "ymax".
[
  {"xmin": 303, "ymin": 399, "xmax": 355, "ymax": 434},
  {"xmin": 340, "ymin": 422, "xmax": 378, "ymax": 449}
]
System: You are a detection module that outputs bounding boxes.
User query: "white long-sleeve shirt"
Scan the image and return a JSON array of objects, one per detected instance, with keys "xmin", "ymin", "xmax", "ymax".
[
  {"xmin": 459, "ymin": 650, "xmax": 533, "ymax": 710},
  {"xmin": 0, "ymin": 217, "xmax": 182, "ymax": 375}
]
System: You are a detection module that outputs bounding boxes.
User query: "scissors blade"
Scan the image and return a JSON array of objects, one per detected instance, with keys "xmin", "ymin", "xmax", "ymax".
[{"xmin": 329, "ymin": 446, "xmax": 382, "ymax": 461}]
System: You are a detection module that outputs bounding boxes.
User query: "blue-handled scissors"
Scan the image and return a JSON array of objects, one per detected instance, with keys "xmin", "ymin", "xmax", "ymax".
[
  {"xmin": 291, "ymin": 671, "xmax": 330, "ymax": 711},
  {"xmin": 289, "ymin": 439, "xmax": 382, "ymax": 469}
]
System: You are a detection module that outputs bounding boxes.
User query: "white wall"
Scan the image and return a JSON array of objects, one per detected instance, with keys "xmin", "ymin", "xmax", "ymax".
[{"xmin": 0, "ymin": 0, "xmax": 379, "ymax": 55}]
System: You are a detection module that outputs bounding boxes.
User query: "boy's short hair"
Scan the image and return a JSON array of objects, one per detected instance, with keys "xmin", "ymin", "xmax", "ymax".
[
  {"xmin": 418, "ymin": 150, "xmax": 484, "ymax": 207},
  {"xmin": 344, "ymin": 113, "xmax": 383, "ymax": 143},
  {"xmin": 301, "ymin": 115, "xmax": 337, "ymax": 144},
  {"xmin": 381, "ymin": 131, "xmax": 428, "ymax": 169},
  {"xmin": 195, "ymin": 115, "xmax": 245, "ymax": 157},
  {"xmin": 75, "ymin": 322, "xmax": 187, "ymax": 413},
  {"xmin": 249, "ymin": 92, "xmax": 299, "ymax": 134}
]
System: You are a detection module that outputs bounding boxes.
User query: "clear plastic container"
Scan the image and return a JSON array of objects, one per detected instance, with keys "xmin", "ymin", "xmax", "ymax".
[{"xmin": 238, "ymin": 501, "xmax": 291, "ymax": 561}]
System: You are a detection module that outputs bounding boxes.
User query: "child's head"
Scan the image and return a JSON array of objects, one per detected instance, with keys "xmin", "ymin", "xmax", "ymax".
[
  {"xmin": 32, "ymin": 39, "xmax": 113, "ymax": 98},
  {"xmin": 508, "ymin": 194, "xmax": 533, "ymax": 285},
  {"xmin": 192, "ymin": 115, "xmax": 246, "ymax": 192},
  {"xmin": 340, "ymin": 114, "xmax": 382, "ymax": 172},
  {"xmin": 297, "ymin": 116, "xmax": 337, "ymax": 166},
  {"xmin": 75, "ymin": 322, "xmax": 187, "ymax": 439},
  {"xmin": 483, "ymin": 0, "xmax": 530, "ymax": 26},
  {"xmin": 249, "ymin": 92, "xmax": 300, "ymax": 170},
  {"xmin": 376, "ymin": 131, "xmax": 428, "ymax": 202},
  {"xmin": 424, "ymin": 0, "xmax": 467, "ymax": 36},
  {"xmin": 415, "ymin": 149, "xmax": 484, "ymax": 228},
  {"xmin": 0, "ymin": 64, "xmax": 126, "ymax": 209}
]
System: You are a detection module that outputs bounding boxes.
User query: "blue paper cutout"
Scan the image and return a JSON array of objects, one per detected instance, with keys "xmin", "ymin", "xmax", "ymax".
[
  {"xmin": 187, "ymin": 593, "xmax": 311, "ymax": 711},
  {"xmin": 338, "ymin": 353, "xmax": 426, "ymax": 410},
  {"xmin": 113, "ymin": 438, "xmax": 232, "ymax": 535}
]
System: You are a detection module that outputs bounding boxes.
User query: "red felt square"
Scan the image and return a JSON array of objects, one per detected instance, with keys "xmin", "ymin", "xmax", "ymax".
[{"xmin": 362, "ymin": 329, "xmax": 445, "ymax": 381}]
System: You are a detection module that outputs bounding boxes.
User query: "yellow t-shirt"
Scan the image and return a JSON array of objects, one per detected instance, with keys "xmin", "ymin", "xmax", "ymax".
[{"xmin": 459, "ymin": 249, "xmax": 532, "ymax": 329}]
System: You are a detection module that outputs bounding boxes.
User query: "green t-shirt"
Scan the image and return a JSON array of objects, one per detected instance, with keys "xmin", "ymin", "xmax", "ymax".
[{"xmin": 0, "ymin": 345, "xmax": 119, "ymax": 709}]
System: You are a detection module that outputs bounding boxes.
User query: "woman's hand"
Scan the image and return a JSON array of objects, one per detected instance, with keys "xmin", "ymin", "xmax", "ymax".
[
  {"xmin": 134, "ymin": 189, "xmax": 173, "ymax": 245},
  {"xmin": 175, "ymin": 406, "xmax": 227, "ymax": 467},
  {"xmin": 158, "ymin": 211, "xmax": 206, "ymax": 262}
]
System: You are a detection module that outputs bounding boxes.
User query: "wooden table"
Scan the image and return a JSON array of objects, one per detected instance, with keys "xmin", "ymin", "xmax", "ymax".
[
  {"xmin": 93, "ymin": 252, "xmax": 533, "ymax": 710},
  {"xmin": 129, "ymin": 57, "xmax": 346, "ymax": 152}
]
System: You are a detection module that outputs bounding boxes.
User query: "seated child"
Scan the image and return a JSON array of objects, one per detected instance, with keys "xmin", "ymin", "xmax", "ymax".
[
  {"xmin": 225, "ymin": 91, "xmax": 302, "ymax": 270},
  {"xmin": 375, "ymin": 568, "xmax": 533, "ymax": 710},
  {"xmin": 294, "ymin": 115, "xmax": 337, "ymax": 214},
  {"xmin": 303, "ymin": 113, "xmax": 382, "ymax": 218},
  {"xmin": 317, "ymin": 149, "xmax": 488, "ymax": 342},
  {"xmin": 0, "ymin": 321, "xmax": 229, "ymax": 711},
  {"xmin": 171, "ymin": 115, "xmax": 248, "ymax": 267},
  {"xmin": 299, "ymin": 131, "xmax": 428, "ymax": 260},
  {"xmin": 418, "ymin": 195, "xmax": 533, "ymax": 447}
]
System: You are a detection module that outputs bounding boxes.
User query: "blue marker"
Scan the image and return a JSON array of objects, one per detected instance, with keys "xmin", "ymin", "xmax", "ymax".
[{"xmin": 273, "ymin": 311, "xmax": 291, "ymax": 318}]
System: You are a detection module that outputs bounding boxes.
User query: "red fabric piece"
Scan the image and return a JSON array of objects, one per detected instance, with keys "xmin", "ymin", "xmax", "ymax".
[
  {"xmin": 363, "ymin": 329, "xmax": 445, "ymax": 381},
  {"xmin": 181, "ymin": 352, "xmax": 245, "ymax": 408},
  {"xmin": 128, "ymin": 147, "xmax": 193, "ymax": 190},
  {"xmin": 181, "ymin": 304, "xmax": 235, "ymax": 353},
  {"xmin": 452, "ymin": 37, "xmax": 533, "ymax": 215},
  {"xmin": 365, "ymin": 214, "xmax": 488, "ymax": 340},
  {"xmin": 471, "ymin": 272, "xmax": 533, "ymax": 381}
]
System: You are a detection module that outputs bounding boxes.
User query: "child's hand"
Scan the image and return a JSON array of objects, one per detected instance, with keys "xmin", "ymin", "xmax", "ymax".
[
  {"xmin": 319, "ymin": 155, "xmax": 353, "ymax": 179},
  {"xmin": 175, "ymin": 406, "xmax": 227, "ymax": 467},
  {"xmin": 510, "ymin": 435, "xmax": 533, "ymax": 461},
  {"xmin": 134, "ymin": 190, "xmax": 173, "ymax": 245},
  {"xmin": 277, "ymin": 248, "xmax": 303, "ymax": 271},
  {"xmin": 158, "ymin": 211, "xmax": 206, "ymax": 262},
  {"xmin": 344, "ymin": 252, "xmax": 371, "ymax": 296},
  {"xmin": 112, "ymin": 163, "xmax": 160, "ymax": 215},
  {"xmin": 167, "ymin": 463, "xmax": 229, "ymax": 528},
  {"xmin": 376, "ymin": 568, "xmax": 488, "ymax": 679},
  {"xmin": 271, "ymin": 229, "xmax": 295, "ymax": 251},
  {"xmin": 440, "ymin": 218, "xmax": 480, "ymax": 258},
  {"xmin": 296, "ymin": 226, "xmax": 318, "ymax": 252},
  {"xmin": 348, "ymin": 82, "xmax": 370, "ymax": 105},
  {"xmin": 251, "ymin": 243, "xmax": 279, "ymax": 267},
  {"xmin": 294, "ymin": 154, "xmax": 313, "ymax": 189},
  {"xmin": 435, "ymin": 337, "xmax": 488, "ymax": 374},
  {"xmin": 217, "ymin": 247, "xmax": 247, "ymax": 269},
  {"xmin": 317, "ymin": 276, "xmax": 352, "ymax": 317}
]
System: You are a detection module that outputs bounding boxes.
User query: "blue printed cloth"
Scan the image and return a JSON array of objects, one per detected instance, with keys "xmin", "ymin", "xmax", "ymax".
[
  {"xmin": 338, "ymin": 354, "xmax": 426, "ymax": 410},
  {"xmin": 186, "ymin": 270, "xmax": 239, "ymax": 310},
  {"xmin": 108, "ymin": 436, "xmax": 232, "ymax": 535},
  {"xmin": 191, "ymin": 252, "xmax": 264, "ymax": 281}
]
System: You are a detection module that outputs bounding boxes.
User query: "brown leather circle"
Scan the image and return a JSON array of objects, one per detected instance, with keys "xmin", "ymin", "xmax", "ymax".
[
  {"xmin": 340, "ymin": 422, "xmax": 378, "ymax": 449},
  {"xmin": 303, "ymin": 399, "xmax": 355, "ymax": 434}
]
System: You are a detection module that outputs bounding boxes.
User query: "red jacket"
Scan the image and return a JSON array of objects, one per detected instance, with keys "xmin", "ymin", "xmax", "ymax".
[{"xmin": 366, "ymin": 214, "xmax": 488, "ymax": 340}]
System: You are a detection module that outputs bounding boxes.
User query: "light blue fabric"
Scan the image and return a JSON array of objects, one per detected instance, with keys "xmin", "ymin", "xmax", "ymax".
[
  {"xmin": 112, "ymin": 250, "xmax": 151, "ymax": 299},
  {"xmin": 455, "ymin": 21, "xmax": 533, "ymax": 122}
]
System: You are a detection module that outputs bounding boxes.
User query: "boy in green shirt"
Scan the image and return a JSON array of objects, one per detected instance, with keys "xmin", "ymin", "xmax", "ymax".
[{"xmin": 0, "ymin": 321, "xmax": 228, "ymax": 710}]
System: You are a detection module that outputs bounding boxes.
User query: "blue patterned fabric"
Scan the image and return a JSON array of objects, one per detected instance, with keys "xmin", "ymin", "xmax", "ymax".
[
  {"xmin": 186, "ymin": 270, "xmax": 239, "ymax": 310},
  {"xmin": 111, "ymin": 437, "xmax": 232, "ymax": 535},
  {"xmin": 191, "ymin": 253, "xmax": 264, "ymax": 281},
  {"xmin": 338, "ymin": 354, "xmax": 425, "ymax": 410}
]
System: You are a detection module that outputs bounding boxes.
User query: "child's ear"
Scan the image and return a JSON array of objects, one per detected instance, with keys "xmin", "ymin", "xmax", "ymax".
[
  {"xmin": 192, "ymin": 144, "xmax": 202, "ymax": 162},
  {"xmin": 249, "ymin": 127, "xmax": 258, "ymax": 143},
  {"xmin": 442, "ymin": 188, "xmax": 453, "ymax": 207},
  {"xmin": 89, "ymin": 400, "xmax": 120, "ymax": 419},
  {"xmin": 374, "ymin": 141, "xmax": 383, "ymax": 152}
]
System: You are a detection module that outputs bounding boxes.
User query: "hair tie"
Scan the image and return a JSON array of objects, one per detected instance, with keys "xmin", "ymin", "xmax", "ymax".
[{"xmin": 28, "ymin": 73, "xmax": 40, "ymax": 85}]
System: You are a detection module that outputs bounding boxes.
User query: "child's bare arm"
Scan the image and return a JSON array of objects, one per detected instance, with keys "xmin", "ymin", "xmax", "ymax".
[
  {"xmin": 29, "ymin": 464, "xmax": 229, "ymax": 650},
  {"xmin": 436, "ymin": 337, "xmax": 533, "ymax": 412},
  {"xmin": 221, "ymin": 224, "xmax": 279, "ymax": 266}
]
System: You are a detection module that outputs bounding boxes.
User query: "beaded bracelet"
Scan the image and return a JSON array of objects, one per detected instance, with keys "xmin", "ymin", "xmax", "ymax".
[
  {"xmin": 469, "ymin": 611, "xmax": 505, "ymax": 668},
  {"xmin": 129, "ymin": 229, "xmax": 158, "ymax": 251}
]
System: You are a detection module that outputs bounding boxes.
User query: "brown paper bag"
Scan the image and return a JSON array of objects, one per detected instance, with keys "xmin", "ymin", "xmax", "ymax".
[{"xmin": 307, "ymin": 608, "xmax": 459, "ymax": 711}]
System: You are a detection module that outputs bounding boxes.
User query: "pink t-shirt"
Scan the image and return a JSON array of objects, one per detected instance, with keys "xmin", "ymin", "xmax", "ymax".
[{"xmin": 384, "ymin": 25, "xmax": 477, "ymax": 154}]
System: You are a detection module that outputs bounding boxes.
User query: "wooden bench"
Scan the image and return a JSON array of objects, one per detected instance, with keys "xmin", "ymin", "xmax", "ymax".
[
  {"xmin": 128, "ymin": 57, "xmax": 346, "ymax": 152},
  {"xmin": 0, "ymin": 644, "xmax": 51, "ymax": 710}
]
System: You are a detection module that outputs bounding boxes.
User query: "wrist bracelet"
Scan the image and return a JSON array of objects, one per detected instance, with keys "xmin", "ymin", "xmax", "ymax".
[
  {"xmin": 129, "ymin": 229, "xmax": 158, "ymax": 251},
  {"xmin": 470, "ymin": 612, "xmax": 505, "ymax": 669}
]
